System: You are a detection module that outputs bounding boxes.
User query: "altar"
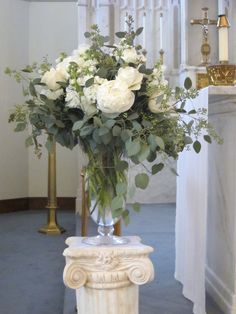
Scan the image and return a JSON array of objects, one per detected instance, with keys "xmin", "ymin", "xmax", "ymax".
[{"xmin": 176, "ymin": 86, "xmax": 236, "ymax": 314}]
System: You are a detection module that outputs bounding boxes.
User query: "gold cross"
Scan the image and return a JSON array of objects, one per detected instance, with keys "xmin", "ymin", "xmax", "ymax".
[{"xmin": 190, "ymin": 7, "xmax": 217, "ymax": 66}]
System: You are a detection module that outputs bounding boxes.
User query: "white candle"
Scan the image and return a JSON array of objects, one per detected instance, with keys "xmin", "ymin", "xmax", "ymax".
[
  {"xmin": 218, "ymin": 0, "xmax": 225, "ymax": 15},
  {"xmin": 160, "ymin": 13, "xmax": 163, "ymax": 49},
  {"xmin": 219, "ymin": 27, "xmax": 229, "ymax": 62}
]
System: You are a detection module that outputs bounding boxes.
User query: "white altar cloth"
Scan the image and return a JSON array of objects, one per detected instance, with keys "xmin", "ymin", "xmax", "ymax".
[
  {"xmin": 176, "ymin": 86, "xmax": 236, "ymax": 314},
  {"xmin": 175, "ymin": 87, "xmax": 209, "ymax": 314}
]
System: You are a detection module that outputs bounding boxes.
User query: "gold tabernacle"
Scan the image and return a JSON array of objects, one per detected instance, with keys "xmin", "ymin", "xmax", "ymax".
[{"xmin": 207, "ymin": 64, "xmax": 236, "ymax": 86}]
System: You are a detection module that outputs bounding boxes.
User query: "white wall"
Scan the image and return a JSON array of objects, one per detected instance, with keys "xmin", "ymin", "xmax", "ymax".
[
  {"xmin": 0, "ymin": 0, "xmax": 29, "ymax": 199},
  {"xmin": 28, "ymin": 1, "xmax": 78, "ymax": 197}
]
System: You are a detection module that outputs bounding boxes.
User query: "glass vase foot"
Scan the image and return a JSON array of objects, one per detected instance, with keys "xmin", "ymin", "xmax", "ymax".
[{"xmin": 82, "ymin": 235, "xmax": 129, "ymax": 246}]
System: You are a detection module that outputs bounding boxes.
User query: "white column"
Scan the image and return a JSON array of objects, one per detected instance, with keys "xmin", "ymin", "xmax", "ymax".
[{"xmin": 63, "ymin": 236, "xmax": 154, "ymax": 314}]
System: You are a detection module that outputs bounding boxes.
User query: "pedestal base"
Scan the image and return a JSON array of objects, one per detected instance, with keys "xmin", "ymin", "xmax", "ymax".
[{"xmin": 63, "ymin": 236, "xmax": 154, "ymax": 314}]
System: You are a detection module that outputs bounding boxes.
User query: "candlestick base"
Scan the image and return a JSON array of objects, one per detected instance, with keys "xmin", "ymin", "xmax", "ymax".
[{"xmin": 206, "ymin": 64, "xmax": 236, "ymax": 86}]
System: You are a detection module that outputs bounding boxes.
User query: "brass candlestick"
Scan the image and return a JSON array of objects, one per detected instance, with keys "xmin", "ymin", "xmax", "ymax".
[
  {"xmin": 159, "ymin": 49, "xmax": 164, "ymax": 65},
  {"xmin": 206, "ymin": 15, "xmax": 236, "ymax": 86},
  {"xmin": 39, "ymin": 136, "xmax": 65, "ymax": 235}
]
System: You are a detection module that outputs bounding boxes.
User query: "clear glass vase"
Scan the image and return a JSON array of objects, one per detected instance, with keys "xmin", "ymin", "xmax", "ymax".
[
  {"xmin": 83, "ymin": 200, "xmax": 129, "ymax": 245},
  {"xmin": 82, "ymin": 154, "xmax": 129, "ymax": 246}
]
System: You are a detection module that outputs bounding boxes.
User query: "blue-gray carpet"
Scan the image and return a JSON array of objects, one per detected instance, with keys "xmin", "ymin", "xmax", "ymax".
[
  {"xmin": 0, "ymin": 209, "xmax": 75, "ymax": 314},
  {"xmin": 0, "ymin": 205, "xmax": 223, "ymax": 314}
]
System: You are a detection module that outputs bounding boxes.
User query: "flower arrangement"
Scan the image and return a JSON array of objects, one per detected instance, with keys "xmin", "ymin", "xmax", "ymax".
[{"xmin": 6, "ymin": 17, "xmax": 220, "ymax": 226}]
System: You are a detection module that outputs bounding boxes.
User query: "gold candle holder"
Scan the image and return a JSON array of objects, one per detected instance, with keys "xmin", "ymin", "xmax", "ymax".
[{"xmin": 39, "ymin": 136, "xmax": 65, "ymax": 235}]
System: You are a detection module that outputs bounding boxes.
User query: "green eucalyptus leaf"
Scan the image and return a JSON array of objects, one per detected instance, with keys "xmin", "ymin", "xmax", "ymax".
[
  {"xmin": 96, "ymin": 68, "xmax": 108, "ymax": 78},
  {"xmin": 148, "ymin": 134, "xmax": 158, "ymax": 152},
  {"xmin": 136, "ymin": 27, "xmax": 144, "ymax": 35},
  {"xmin": 188, "ymin": 109, "xmax": 197, "ymax": 114},
  {"xmin": 72, "ymin": 120, "xmax": 85, "ymax": 131},
  {"xmin": 127, "ymin": 112, "xmax": 139, "ymax": 120},
  {"xmin": 29, "ymin": 82, "xmax": 37, "ymax": 97},
  {"xmin": 147, "ymin": 151, "xmax": 157, "ymax": 162},
  {"xmin": 85, "ymin": 77, "xmax": 94, "ymax": 88},
  {"xmin": 115, "ymin": 31, "xmax": 126, "ymax": 38},
  {"xmin": 204, "ymin": 135, "xmax": 212, "ymax": 143},
  {"xmin": 84, "ymin": 31, "xmax": 91, "ymax": 38},
  {"xmin": 121, "ymin": 129, "xmax": 132, "ymax": 142},
  {"xmin": 155, "ymin": 136, "xmax": 165, "ymax": 150},
  {"xmin": 112, "ymin": 125, "xmax": 121, "ymax": 136},
  {"xmin": 193, "ymin": 140, "xmax": 201, "ymax": 153},
  {"xmin": 184, "ymin": 77, "xmax": 192, "ymax": 90},
  {"xmin": 99, "ymin": 127, "xmax": 109, "ymax": 136},
  {"xmin": 152, "ymin": 163, "xmax": 164, "ymax": 175},
  {"xmin": 116, "ymin": 182, "xmax": 127, "ymax": 196},
  {"xmin": 80, "ymin": 125, "xmax": 94, "ymax": 137},
  {"xmin": 25, "ymin": 136, "xmax": 34, "ymax": 147},
  {"xmin": 111, "ymin": 196, "xmax": 123, "ymax": 210},
  {"xmin": 135, "ymin": 173, "xmax": 149, "ymax": 189},
  {"xmin": 132, "ymin": 121, "xmax": 142, "ymax": 131},
  {"xmin": 112, "ymin": 208, "xmax": 123, "ymax": 218},
  {"xmin": 122, "ymin": 209, "xmax": 130, "ymax": 226},
  {"xmin": 138, "ymin": 64, "xmax": 146, "ymax": 73},
  {"xmin": 101, "ymin": 132, "xmax": 112, "ymax": 145},
  {"xmin": 33, "ymin": 78, "xmax": 44, "ymax": 85},
  {"xmin": 138, "ymin": 144, "xmax": 150, "ymax": 162},
  {"xmin": 126, "ymin": 140, "xmax": 141, "ymax": 157},
  {"xmin": 92, "ymin": 129, "xmax": 102, "ymax": 144},
  {"xmin": 15, "ymin": 123, "xmax": 26, "ymax": 132},
  {"xmin": 184, "ymin": 136, "xmax": 193, "ymax": 144}
]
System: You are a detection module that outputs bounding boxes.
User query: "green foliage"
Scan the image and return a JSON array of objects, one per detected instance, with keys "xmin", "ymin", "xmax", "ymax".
[
  {"xmin": 193, "ymin": 140, "xmax": 201, "ymax": 153},
  {"xmin": 135, "ymin": 173, "xmax": 149, "ymax": 189}
]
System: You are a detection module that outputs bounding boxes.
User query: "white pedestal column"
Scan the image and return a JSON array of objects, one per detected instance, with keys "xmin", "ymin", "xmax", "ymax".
[{"xmin": 63, "ymin": 236, "xmax": 154, "ymax": 314}]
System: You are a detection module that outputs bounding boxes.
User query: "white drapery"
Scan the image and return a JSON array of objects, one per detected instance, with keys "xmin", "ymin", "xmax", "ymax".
[{"xmin": 175, "ymin": 88, "xmax": 209, "ymax": 314}]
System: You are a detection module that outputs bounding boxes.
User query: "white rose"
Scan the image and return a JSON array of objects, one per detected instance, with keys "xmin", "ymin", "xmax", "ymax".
[
  {"xmin": 96, "ymin": 80, "xmax": 135, "ymax": 113},
  {"xmin": 116, "ymin": 67, "xmax": 143, "ymax": 91},
  {"xmin": 41, "ymin": 68, "xmax": 67, "ymax": 91},
  {"xmin": 148, "ymin": 92, "xmax": 175, "ymax": 113},
  {"xmin": 40, "ymin": 88, "xmax": 64, "ymax": 100},
  {"xmin": 122, "ymin": 47, "xmax": 139, "ymax": 63}
]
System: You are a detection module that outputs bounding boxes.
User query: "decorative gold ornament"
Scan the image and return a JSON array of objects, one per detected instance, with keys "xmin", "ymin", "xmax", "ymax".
[
  {"xmin": 190, "ymin": 7, "xmax": 217, "ymax": 66},
  {"xmin": 196, "ymin": 73, "xmax": 209, "ymax": 90},
  {"xmin": 39, "ymin": 136, "xmax": 65, "ymax": 235},
  {"xmin": 206, "ymin": 64, "xmax": 236, "ymax": 86}
]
